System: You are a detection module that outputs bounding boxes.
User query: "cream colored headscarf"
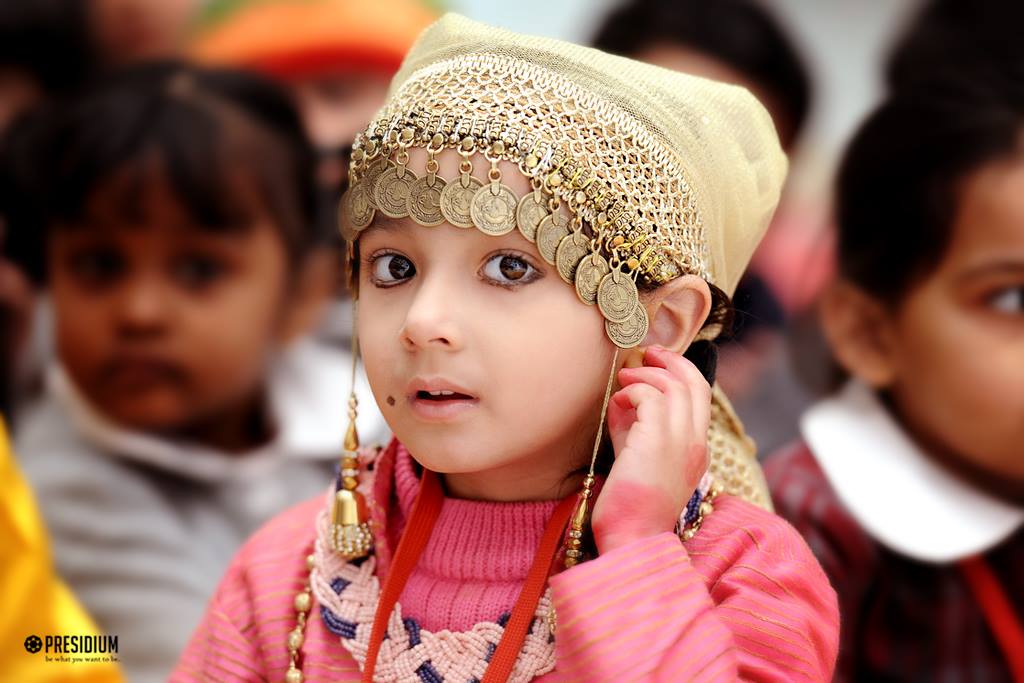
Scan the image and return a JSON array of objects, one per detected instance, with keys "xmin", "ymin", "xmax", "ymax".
[{"xmin": 342, "ymin": 14, "xmax": 782, "ymax": 509}]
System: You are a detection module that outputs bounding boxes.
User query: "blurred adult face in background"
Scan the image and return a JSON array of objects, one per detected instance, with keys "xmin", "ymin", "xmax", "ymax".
[
  {"xmin": 90, "ymin": 0, "xmax": 202, "ymax": 64},
  {"xmin": 293, "ymin": 72, "xmax": 390, "ymax": 190}
]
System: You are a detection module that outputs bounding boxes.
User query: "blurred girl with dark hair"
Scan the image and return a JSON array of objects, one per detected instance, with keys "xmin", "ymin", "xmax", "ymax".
[
  {"xmin": 14, "ymin": 62, "xmax": 385, "ymax": 682},
  {"xmin": 766, "ymin": 67, "xmax": 1024, "ymax": 681}
]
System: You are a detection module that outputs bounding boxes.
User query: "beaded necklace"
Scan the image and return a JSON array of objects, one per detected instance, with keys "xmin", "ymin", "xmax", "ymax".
[{"xmin": 284, "ymin": 470, "xmax": 717, "ymax": 682}]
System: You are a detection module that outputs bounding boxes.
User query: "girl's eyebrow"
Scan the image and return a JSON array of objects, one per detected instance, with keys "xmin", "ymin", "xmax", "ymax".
[{"xmin": 957, "ymin": 259, "xmax": 1024, "ymax": 281}]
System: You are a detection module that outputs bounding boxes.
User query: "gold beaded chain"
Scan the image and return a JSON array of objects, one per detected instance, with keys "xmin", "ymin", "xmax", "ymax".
[{"xmin": 285, "ymin": 553, "xmax": 316, "ymax": 683}]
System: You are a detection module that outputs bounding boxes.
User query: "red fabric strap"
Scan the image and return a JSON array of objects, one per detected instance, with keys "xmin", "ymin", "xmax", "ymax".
[
  {"xmin": 482, "ymin": 493, "xmax": 576, "ymax": 683},
  {"xmin": 362, "ymin": 469, "xmax": 576, "ymax": 682},
  {"xmin": 958, "ymin": 556, "xmax": 1024, "ymax": 682},
  {"xmin": 362, "ymin": 469, "xmax": 444, "ymax": 682}
]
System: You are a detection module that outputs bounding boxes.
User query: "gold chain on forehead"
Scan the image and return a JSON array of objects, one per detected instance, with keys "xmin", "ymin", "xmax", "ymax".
[{"xmin": 338, "ymin": 54, "xmax": 713, "ymax": 349}]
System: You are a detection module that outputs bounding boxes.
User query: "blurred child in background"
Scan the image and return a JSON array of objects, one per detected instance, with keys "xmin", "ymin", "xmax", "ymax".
[
  {"xmin": 592, "ymin": 0, "xmax": 828, "ymax": 455},
  {"xmin": 765, "ymin": 67, "xmax": 1024, "ymax": 681},
  {"xmin": 14, "ymin": 62, "xmax": 384, "ymax": 683}
]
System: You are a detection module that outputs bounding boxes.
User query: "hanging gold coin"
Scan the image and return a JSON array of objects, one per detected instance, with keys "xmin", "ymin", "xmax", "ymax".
[
  {"xmin": 555, "ymin": 231, "xmax": 589, "ymax": 284},
  {"xmin": 439, "ymin": 175, "xmax": 483, "ymax": 228},
  {"xmin": 373, "ymin": 161, "xmax": 416, "ymax": 219},
  {"xmin": 575, "ymin": 253, "xmax": 611, "ymax": 305},
  {"xmin": 536, "ymin": 212, "xmax": 570, "ymax": 264},
  {"xmin": 597, "ymin": 270, "xmax": 640, "ymax": 323},
  {"xmin": 470, "ymin": 182, "xmax": 518, "ymax": 235},
  {"xmin": 360, "ymin": 157, "xmax": 388, "ymax": 209},
  {"xmin": 407, "ymin": 175, "xmax": 448, "ymax": 227},
  {"xmin": 516, "ymin": 193, "xmax": 548, "ymax": 243},
  {"xmin": 605, "ymin": 304, "xmax": 649, "ymax": 349},
  {"xmin": 338, "ymin": 183, "xmax": 373, "ymax": 241}
]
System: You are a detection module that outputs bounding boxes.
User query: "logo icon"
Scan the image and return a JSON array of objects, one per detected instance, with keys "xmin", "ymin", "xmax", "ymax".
[{"xmin": 24, "ymin": 635, "xmax": 43, "ymax": 654}]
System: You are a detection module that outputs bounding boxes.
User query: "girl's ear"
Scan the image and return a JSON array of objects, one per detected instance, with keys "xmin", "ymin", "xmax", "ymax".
[
  {"xmin": 819, "ymin": 280, "xmax": 898, "ymax": 388},
  {"xmin": 640, "ymin": 274, "xmax": 713, "ymax": 353},
  {"xmin": 279, "ymin": 247, "xmax": 338, "ymax": 344}
]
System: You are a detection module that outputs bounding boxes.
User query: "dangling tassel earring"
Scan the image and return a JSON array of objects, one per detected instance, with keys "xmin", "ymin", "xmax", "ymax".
[
  {"xmin": 331, "ymin": 304, "xmax": 373, "ymax": 559},
  {"xmin": 564, "ymin": 348, "xmax": 619, "ymax": 568}
]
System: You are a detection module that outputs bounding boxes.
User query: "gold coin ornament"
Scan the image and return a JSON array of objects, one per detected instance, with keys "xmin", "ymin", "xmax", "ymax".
[
  {"xmin": 373, "ymin": 161, "xmax": 417, "ymax": 218},
  {"xmin": 516, "ymin": 193, "xmax": 548, "ymax": 243},
  {"xmin": 605, "ymin": 304, "xmax": 649, "ymax": 349},
  {"xmin": 360, "ymin": 157, "xmax": 389, "ymax": 209},
  {"xmin": 555, "ymin": 231, "xmax": 589, "ymax": 284},
  {"xmin": 575, "ymin": 253, "xmax": 611, "ymax": 305},
  {"xmin": 471, "ymin": 182, "xmax": 519, "ymax": 235},
  {"xmin": 597, "ymin": 270, "xmax": 640, "ymax": 323},
  {"xmin": 407, "ymin": 175, "xmax": 448, "ymax": 226},
  {"xmin": 439, "ymin": 175, "xmax": 483, "ymax": 228},
  {"xmin": 338, "ymin": 184, "xmax": 373, "ymax": 241},
  {"xmin": 536, "ymin": 212, "xmax": 570, "ymax": 264}
]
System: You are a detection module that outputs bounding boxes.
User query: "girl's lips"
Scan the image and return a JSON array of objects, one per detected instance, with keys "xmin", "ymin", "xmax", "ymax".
[{"xmin": 407, "ymin": 393, "xmax": 479, "ymax": 422}]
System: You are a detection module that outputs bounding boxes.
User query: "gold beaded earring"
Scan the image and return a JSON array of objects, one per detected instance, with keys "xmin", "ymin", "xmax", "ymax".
[
  {"xmin": 564, "ymin": 348, "xmax": 619, "ymax": 568},
  {"xmin": 330, "ymin": 304, "xmax": 373, "ymax": 559}
]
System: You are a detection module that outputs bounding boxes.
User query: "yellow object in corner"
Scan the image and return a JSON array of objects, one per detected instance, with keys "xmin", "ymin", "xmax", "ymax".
[{"xmin": 0, "ymin": 418, "xmax": 124, "ymax": 683}]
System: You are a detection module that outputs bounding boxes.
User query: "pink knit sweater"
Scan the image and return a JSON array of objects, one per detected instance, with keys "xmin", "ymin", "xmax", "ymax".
[{"xmin": 174, "ymin": 441, "xmax": 838, "ymax": 681}]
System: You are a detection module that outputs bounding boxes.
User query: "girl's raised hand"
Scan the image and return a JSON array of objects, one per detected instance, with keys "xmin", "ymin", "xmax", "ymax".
[{"xmin": 591, "ymin": 345, "xmax": 712, "ymax": 555}]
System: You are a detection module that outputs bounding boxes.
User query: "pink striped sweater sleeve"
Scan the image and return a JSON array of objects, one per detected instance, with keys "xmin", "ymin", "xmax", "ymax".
[
  {"xmin": 548, "ymin": 495, "xmax": 839, "ymax": 682},
  {"xmin": 171, "ymin": 496, "xmax": 362, "ymax": 683}
]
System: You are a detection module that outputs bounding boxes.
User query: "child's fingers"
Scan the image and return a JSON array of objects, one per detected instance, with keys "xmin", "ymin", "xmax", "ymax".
[
  {"xmin": 612, "ymin": 382, "xmax": 670, "ymax": 426},
  {"xmin": 618, "ymin": 365, "xmax": 677, "ymax": 394},
  {"xmin": 644, "ymin": 346, "xmax": 711, "ymax": 393},
  {"xmin": 643, "ymin": 346, "xmax": 711, "ymax": 433},
  {"xmin": 606, "ymin": 393, "xmax": 637, "ymax": 453}
]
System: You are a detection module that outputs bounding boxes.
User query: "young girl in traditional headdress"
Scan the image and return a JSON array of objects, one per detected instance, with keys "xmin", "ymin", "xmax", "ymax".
[
  {"xmin": 766, "ymin": 67, "xmax": 1024, "ymax": 681},
  {"xmin": 175, "ymin": 14, "xmax": 838, "ymax": 682}
]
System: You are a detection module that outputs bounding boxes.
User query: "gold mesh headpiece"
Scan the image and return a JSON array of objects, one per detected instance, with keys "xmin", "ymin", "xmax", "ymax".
[
  {"xmin": 342, "ymin": 15, "xmax": 787, "ymax": 331},
  {"xmin": 341, "ymin": 14, "xmax": 781, "ymax": 507}
]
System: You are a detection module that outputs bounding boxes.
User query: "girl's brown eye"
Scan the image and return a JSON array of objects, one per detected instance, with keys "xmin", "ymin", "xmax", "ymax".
[
  {"xmin": 371, "ymin": 253, "xmax": 415, "ymax": 284},
  {"xmin": 482, "ymin": 253, "xmax": 539, "ymax": 286},
  {"xmin": 498, "ymin": 255, "xmax": 528, "ymax": 280}
]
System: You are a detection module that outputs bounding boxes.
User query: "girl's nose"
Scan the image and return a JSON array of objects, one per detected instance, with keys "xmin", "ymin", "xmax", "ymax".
[{"xmin": 399, "ymin": 276, "xmax": 463, "ymax": 352}]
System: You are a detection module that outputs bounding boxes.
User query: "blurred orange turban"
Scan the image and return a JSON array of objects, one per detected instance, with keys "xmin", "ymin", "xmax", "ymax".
[{"xmin": 190, "ymin": 0, "xmax": 438, "ymax": 79}]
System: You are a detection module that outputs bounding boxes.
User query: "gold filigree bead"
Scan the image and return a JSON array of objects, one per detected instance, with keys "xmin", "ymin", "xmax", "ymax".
[
  {"xmin": 431, "ymin": 133, "xmax": 445, "ymax": 147},
  {"xmin": 461, "ymin": 136, "xmax": 474, "ymax": 151},
  {"xmin": 294, "ymin": 591, "xmax": 312, "ymax": 613},
  {"xmin": 627, "ymin": 257, "xmax": 640, "ymax": 270},
  {"xmin": 342, "ymin": 476, "xmax": 358, "ymax": 490},
  {"xmin": 288, "ymin": 628, "xmax": 304, "ymax": 652},
  {"xmin": 286, "ymin": 667, "xmax": 303, "ymax": 683},
  {"xmin": 306, "ymin": 554, "xmax": 315, "ymax": 570},
  {"xmin": 574, "ymin": 190, "xmax": 586, "ymax": 205},
  {"xmin": 525, "ymin": 153, "xmax": 539, "ymax": 168},
  {"xmin": 351, "ymin": 148, "xmax": 365, "ymax": 163},
  {"xmin": 400, "ymin": 127, "xmax": 414, "ymax": 142},
  {"xmin": 491, "ymin": 140, "xmax": 505, "ymax": 155}
]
